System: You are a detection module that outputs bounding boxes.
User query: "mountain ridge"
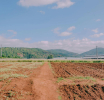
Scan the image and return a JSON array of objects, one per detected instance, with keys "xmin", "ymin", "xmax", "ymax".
[
  {"xmin": 0, "ymin": 47, "xmax": 104, "ymax": 58},
  {"xmin": 79, "ymin": 47, "xmax": 104, "ymax": 57},
  {"xmin": 0, "ymin": 47, "xmax": 78, "ymax": 58}
]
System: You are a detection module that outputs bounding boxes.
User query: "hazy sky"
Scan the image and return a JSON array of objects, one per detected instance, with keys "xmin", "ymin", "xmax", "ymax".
[{"xmin": 0, "ymin": 0, "xmax": 104, "ymax": 53}]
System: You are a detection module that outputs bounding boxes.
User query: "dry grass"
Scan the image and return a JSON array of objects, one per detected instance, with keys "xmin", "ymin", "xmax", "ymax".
[
  {"xmin": 0, "ymin": 62, "xmax": 43, "ymax": 81},
  {"xmin": 0, "ymin": 74, "xmax": 28, "ymax": 81}
]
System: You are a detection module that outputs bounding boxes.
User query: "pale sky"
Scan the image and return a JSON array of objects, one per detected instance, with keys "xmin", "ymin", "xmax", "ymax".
[{"xmin": 0, "ymin": 0, "xmax": 104, "ymax": 53}]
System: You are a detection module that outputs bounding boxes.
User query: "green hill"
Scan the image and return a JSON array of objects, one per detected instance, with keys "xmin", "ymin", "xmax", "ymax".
[
  {"xmin": 47, "ymin": 49, "xmax": 79, "ymax": 57},
  {"xmin": 80, "ymin": 47, "xmax": 104, "ymax": 57},
  {"xmin": 0, "ymin": 47, "xmax": 79, "ymax": 59}
]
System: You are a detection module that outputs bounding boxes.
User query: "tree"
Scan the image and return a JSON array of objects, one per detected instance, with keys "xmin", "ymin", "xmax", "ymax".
[{"xmin": 47, "ymin": 55, "xmax": 53, "ymax": 59}]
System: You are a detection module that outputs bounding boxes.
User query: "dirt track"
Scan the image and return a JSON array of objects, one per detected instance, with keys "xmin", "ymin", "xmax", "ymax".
[{"xmin": 33, "ymin": 62, "xmax": 59, "ymax": 100}]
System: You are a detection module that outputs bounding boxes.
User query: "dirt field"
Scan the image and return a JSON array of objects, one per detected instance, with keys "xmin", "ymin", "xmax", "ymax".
[
  {"xmin": 51, "ymin": 62, "xmax": 104, "ymax": 79},
  {"xmin": 0, "ymin": 62, "xmax": 104, "ymax": 100},
  {"xmin": 51, "ymin": 62, "xmax": 104, "ymax": 100}
]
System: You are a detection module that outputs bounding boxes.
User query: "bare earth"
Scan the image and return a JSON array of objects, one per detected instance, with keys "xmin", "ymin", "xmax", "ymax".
[
  {"xmin": 0, "ymin": 62, "xmax": 104, "ymax": 100},
  {"xmin": 0, "ymin": 62, "xmax": 59, "ymax": 100},
  {"xmin": 33, "ymin": 62, "xmax": 59, "ymax": 100}
]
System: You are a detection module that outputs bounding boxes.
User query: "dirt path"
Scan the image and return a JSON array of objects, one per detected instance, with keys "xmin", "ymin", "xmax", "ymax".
[{"xmin": 33, "ymin": 62, "xmax": 59, "ymax": 100}]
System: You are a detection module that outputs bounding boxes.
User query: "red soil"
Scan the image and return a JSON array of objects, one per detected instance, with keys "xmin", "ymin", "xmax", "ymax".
[
  {"xmin": 60, "ymin": 84, "xmax": 104, "ymax": 100},
  {"xmin": 33, "ymin": 62, "xmax": 59, "ymax": 100},
  {"xmin": 51, "ymin": 62, "xmax": 104, "ymax": 100},
  {"xmin": 0, "ymin": 62, "xmax": 59, "ymax": 100},
  {"xmin": 51, "ymin": 62, "xmax": 104, "ymax": 79}
]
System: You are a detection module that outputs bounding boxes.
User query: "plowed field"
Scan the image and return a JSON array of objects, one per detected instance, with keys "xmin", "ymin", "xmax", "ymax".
[
  {"xmin": 51, "ymin": 62, "xmax": 104, "ymax": 79},
  {"xmin": 60, "ymin": 84, "xmax": 104, "ymax": 100},
  {"xmin": 51, "ymin": 62, "xmax": 104, "ymax": 100}
]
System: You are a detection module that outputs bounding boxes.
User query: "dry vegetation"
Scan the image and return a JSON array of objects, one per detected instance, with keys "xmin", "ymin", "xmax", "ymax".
[{"xmin": 0, "ymin": 62, "xmax": 43, "ymax": 100}]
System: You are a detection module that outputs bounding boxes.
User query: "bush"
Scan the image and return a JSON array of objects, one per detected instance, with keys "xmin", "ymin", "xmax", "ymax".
[{"xmin": 47, "ymin": 55, "xmax": 53, "ymax": 59}]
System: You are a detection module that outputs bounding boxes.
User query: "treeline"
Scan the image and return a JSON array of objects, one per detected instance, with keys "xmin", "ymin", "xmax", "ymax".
[{"xmin": 0, "ymin": 47, "xmax": 74, "ymax": 59}]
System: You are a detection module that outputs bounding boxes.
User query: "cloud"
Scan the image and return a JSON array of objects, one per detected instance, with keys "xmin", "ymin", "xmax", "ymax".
[
  {"xmin": 7, "ymin": 30, "xmax": 17, "ymax": 38},
  {"xmin": 91, "ymin": 33, "xmax": 104, "ymax": 38},
  {"xmin": 60, "ymin": 32, "xmax": 72, "ymax": 36},
  {"xmin": 8, "ymin": 30, "xmax": 17, "ymax": 34},
  {"xmin": 1, "ymin": 35, "xmax": 104, "ymax": 53},
  {"xmin": 53, "ymin": 27, "xmax": 60, "ymax": 34},
  {"xmin": 92, "ymin": 28, "xmax": 98, "ymax": 33},
  {"xmin": 52, "ymin": 0, "xmax": 75, "ymax": 9},
  {"xmin": 25, "ymin": 38, "xmax": 31, "ymax": 41},
  {"xmin": 40, "ymin": 41, "xmax": 49, "ymax": 45},
  {"xmin": 55, "ymin": 26, "xmax": 75, "ymax": 36},
  {"xmin": 67, "ymin": 26, "xmax": 75, "ymax": 31},
  {"xmin": 18, "ymin": 0, "xmax": 75, "ymax": 9},
  {"xmin": 40, "ymin": 11, "xmax": 45, "ymax": 14},
  {"xmin": 96, "ymin": 19, "xmax": 101, "ymax": 22}
]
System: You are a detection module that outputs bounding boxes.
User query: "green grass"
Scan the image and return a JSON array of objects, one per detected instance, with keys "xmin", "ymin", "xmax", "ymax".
[
  {"xmin": 69, "ymin": 76, "xmax": 96, "ymax": 82},
  {"xmin": 56, "ymin": 77, "xmax": 64, "ymax": 83},
  {"xmin": 48, "ymin": 60, "xmax": 93, "ymax": 63},
  {"xmin": 58, "ymin": 96, "xmax": 62, "ymax": 100},
  {"xmin": 102, "ymin": 79, "xmax": 104, "ymax": 80},
  {"xmin": 0, "ymin": 60, "xmax": 45, "ymax": 62},
  {"xmin": 93, "ymin": 61, "xmax": 104, "ymax": 63},
  {"xmin": 48, "ymin": 62, "xmax": 55, "ymax": 74},
  {"xmin": 71, "ymin": 60, "xmax": 92, "ymax": 63}
]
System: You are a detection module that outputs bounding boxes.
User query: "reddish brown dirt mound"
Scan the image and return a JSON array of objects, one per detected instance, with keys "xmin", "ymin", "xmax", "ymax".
[{"xmin": 60, "ymin": 84, "xmax": 104, "ymax": 100}]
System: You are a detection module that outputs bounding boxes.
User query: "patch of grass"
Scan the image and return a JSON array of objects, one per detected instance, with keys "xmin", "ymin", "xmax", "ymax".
[
  {"xmin": 0, "ymin": 68, "xmax": 16, "ymax": 72},
  {"xmin": 48, "ymin": 60, "xmax": 93, "ymax": 63},
  {"xmin": 18, "ymin": 62, "xmax": 43, "ymax": 69},
  {"xmin": 102, "ymin": 79, "xmax": 104, "ymax": 81},
  {"xmin": 56, "ymin": 77, "xmax": 64, "ymax": 83},
  {"xmin": 71, "ymin": 60, "xmax": 92, "ymax": 63},
  {"xmin": 37, "ymin": 60, "xmax": 44, "ymax": 62},
  {"xmin": 58, "ymin": 96, "xmax": 62, "ymax": 100},
  {"xmin": 0, "ymin": 74, "xmax": 28, "ymax": 81},
  {"xmin": 17, "ymin": 60, "xmax": 33, "ymax": 62},
  {"xmin": 6, "ymin": 62, "xmax": 43, "ymax": 69},
  {"xmin": 93, "ymin": 61, "xmax": 104, "ymax": 63},
  {"xmin": 69, "ymin": 76, "xmax": 96, "ymax": 82},
  {"xmin": 48, "ymin": 62, "xmax": 55, "ymax": 74}
]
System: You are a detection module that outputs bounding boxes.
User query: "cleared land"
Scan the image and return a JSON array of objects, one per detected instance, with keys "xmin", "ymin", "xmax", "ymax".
[
  {"xmin": 51, "ymin": 62, "xmax": 104, "ymax": 100},
  {"xmin": 0, "ymin": 61, "xmax": 104, "ymax": 100},
  {"xmin": 0, "ymin": 62, "xmax": 44, "ymax": 100},
  {"xmin": 0, "ymin": 62, "xmax": 60, "ymax": 100}
]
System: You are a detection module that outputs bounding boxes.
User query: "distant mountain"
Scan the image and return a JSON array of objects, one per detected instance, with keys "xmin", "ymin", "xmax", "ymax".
[
  {"xmin": 47, "ymin": 49, "xmax": 79, "ymax": 57},
  {"xmin": 80, "ymin": 47, "xmax": 104, "ymax": 57},
  {"xmin": 0, "ymin": 47, "xmax": 79, "ymax": 59}
]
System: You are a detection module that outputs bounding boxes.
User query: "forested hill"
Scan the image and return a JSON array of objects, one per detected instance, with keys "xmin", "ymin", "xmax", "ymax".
[
  {"xmin": 47, "ymin": 49, "xmax": 79, "ymax": 57},
  {"xmin": 80, "ymin": 47, "xmax": 104, "ymax": 57},
  {"xmin": 0, "ymin": 47, "xmax": 79, "ymax": 59}
]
